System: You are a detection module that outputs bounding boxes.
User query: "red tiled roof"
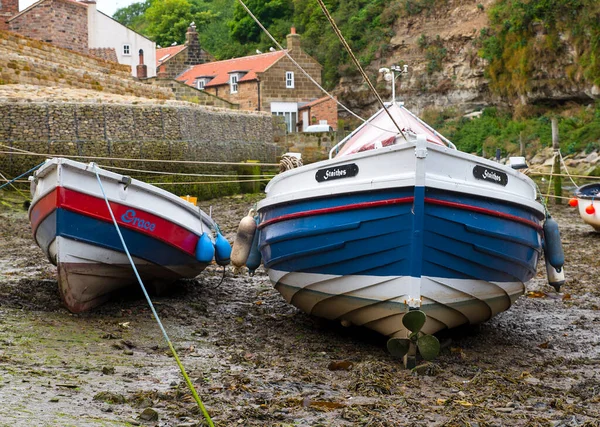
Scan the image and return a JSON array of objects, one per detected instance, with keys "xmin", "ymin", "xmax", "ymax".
[
  {"xmin": 177, "ymin": 50, "xmax": 287, "ymax": 87},
  {"xmin": 156, "ymin": 45, "xmax": 186, "ymax": 66},
  {"xmin": 299, "ymin": 96, "xmax": 332, "ymax": 110}
]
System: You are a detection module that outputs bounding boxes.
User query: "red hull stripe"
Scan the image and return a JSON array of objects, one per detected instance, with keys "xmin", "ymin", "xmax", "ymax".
[
  {"xmin": 424, "ymin": 197, "xmax": 543, "ymax": 232},
  {"xmin": 30, "ymin": 187, "xmax": 199, "ymax": 255},
  {"xmin": 30, "ymin": 188, "xmax": 58, "ymax": 233},
  {"xmin": 258, "ymin": 197, "xmax": 415, "ymax": 229}
]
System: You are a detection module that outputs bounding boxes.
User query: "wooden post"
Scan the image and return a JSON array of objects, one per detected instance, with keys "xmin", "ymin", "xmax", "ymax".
[
  {"xmin": 520, "ymin": 131, "xmax": 525, "ymax": 157},
  {"xmin": 551, "ymin": 117, "xmax": 562, "ymax": 204}
]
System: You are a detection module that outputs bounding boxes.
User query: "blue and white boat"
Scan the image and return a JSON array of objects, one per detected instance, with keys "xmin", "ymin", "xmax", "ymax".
[{"xmin": 256, "ymin": 103, "xmax": 545, "ymax": 338}]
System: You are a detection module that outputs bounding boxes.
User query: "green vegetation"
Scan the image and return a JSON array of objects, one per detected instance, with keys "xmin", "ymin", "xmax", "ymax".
[
  {"xmin": 423, "ymin": 101, "xmax": 600, "ymax": 157},
  {"xmin": 479, "ymin": 0, "xmax": 600, "ymax": 100},
  {"xmin": 111, "ymin": 1, "xmax": 600, "ymax": 153}
]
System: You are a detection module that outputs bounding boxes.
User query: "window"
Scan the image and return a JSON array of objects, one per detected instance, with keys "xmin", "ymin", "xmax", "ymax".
[
  {"xmin": 286, "ymin": 71, "xmax": 294, "ymax": 88},
  {"xmin": 123, "ymin": 44, "xmax": 131, "ymax": 56},
  {"xmin": 196, "ymin": 79, "xmax": 205, "ymax": 90},
  {"xmin": 271, "ymin": 102, "xmax": 298, "ymax": 133},
  {"xmin": 230, "ymin": 74, "xmax": 238, "ymax": 94}
]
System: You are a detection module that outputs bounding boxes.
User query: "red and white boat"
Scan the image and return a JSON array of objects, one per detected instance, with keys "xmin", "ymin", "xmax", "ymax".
[
  {"xmin": 29, "ymin": 158, "xmax": 218, "ymax": 312},
  {"xmin": 573, "ymin": 182, "xmax": 600, "ymax": 232}
]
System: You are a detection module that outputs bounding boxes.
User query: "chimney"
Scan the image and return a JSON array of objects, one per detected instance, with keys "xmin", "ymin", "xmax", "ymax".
[
  {"xmin": 0, "ymin": 0, "xmax": 19, "ymax": 31},
  {"xmin": 136, "ymin": 49, "xmax": 148, "ymax": 79},
  {"xmin": 157, "ymin": 64, "xmax": 168, "ymax": 79},
  {"xmin": 286, "ymin": 27, "xmax": 301, "ymax": 51},
  {"xmin": 185, "ymin": 22, "xmax": 199, "ymax": 47}
]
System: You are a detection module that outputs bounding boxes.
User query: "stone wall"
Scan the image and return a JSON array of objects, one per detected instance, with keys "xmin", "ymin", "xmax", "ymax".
[
  {"xmin": 0, "ymin": 30, "xmax": 172, "ymax": 100},
  {"xmin": 0, "ymin": 101, "xmax": 282, "ymax": 199},
  {"xmin": 260, "ymin": 53, "xmax": 323, "ymax": 112},
  {"xmin": 148, "ymin": 78, "xmax": 238, "ymax": 109},
  {"xmin": 9, "ymin": 0, "xmax": 88, "ymax": 55}
]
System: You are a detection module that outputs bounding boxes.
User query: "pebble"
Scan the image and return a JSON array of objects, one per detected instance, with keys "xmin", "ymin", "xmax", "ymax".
[{"xmin": 139, "ymin": 407, "xmax": 159, "ymax": 421}]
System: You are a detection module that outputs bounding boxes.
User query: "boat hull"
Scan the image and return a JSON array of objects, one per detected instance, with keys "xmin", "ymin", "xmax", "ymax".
[
  {"xmin": 29, "ymin": 159, "xmax": 215, "ymax": 312},
  {"xmin": 575, "ymin": 183, "xmax": 600, "ymax": 232},
  {"xmin": 258, "ymin": 138, "xmax": 544, "ymax": 337}
]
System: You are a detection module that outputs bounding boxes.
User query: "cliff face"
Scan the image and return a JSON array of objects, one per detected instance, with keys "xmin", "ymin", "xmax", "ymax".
[{"xmin": 335, "ymin": 0, "xmax": 599, "ymax": 118}]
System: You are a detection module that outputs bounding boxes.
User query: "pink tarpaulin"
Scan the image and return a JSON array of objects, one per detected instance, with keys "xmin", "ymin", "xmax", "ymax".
[{"xmin": 336, "ymin": 104, "xmax": 448, "ymax": 157}]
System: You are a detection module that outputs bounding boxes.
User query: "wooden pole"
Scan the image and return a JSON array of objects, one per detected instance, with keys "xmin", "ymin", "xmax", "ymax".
[
  {"xmin": 551, "ymin": 118, "xmax": 562, "ymax": 204},
  {"xmin": 520, "ymin": 131, "xmax": 525, "ymax": 157}
]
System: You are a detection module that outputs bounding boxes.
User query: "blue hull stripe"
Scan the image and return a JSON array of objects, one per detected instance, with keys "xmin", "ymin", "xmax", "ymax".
[
  {"xmin": 259, "ymin": 188, "xmax": 542, "ymax": 283},
  {"xmin": 37, "ymin": 208, "xmax": 198, "ymax": 267}
]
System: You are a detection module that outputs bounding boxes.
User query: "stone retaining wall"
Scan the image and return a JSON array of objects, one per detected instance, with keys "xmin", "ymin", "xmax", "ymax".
[{"xmin": 0, "ymin": 101, "xmax": 281, "ymax": 199}]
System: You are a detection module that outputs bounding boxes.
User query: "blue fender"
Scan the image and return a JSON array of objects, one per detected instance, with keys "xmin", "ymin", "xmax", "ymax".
[
  {"xmin": 214, "ymin": 231, "xmax": 232, "ymax": 266},
  {"xmin": 543, "ymin": 216, "xmax": 564, "ymax": 271},
  {"xmin": 195, "ymin": 232, "xmax": 215, "ymax": 264}
]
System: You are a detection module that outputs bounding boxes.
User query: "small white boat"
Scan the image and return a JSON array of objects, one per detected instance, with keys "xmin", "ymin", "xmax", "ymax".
[
  {"xmin": 256, "ymin": 103, "xmax": 548, "ymax": 338},
  {"xmin": 573, "ymin": 183, "xmax": 600, "ymax": 232},
  {"xmin": 29, "ymin": 158, "xmax": 222, "ymax": 312}
]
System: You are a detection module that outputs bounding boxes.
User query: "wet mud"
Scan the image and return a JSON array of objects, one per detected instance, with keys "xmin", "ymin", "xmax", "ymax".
[{"xmin": 0, "ymin": 192, "xmax": 599, "ymax": 426}]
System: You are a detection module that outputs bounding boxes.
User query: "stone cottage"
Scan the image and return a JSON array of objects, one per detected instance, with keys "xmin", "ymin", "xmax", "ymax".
[
  {"xmin": 1, "ymin": 0, "xmax": 156, "ymax": 77},
  {"xmin": 177, "ymin": 28, "xmax": 338, "ymax": 132},
  {"xmin": 155, "ymin": 23, "xmax": 212, "ymax": 79}
]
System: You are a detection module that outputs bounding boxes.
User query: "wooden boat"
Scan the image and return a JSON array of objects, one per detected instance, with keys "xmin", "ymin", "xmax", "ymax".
[
  {"xmin": 29, "ymin": 158, "xmax": 220, "ymax": 312},
  {"xmin": 573, "ymin": 182, "xmax": 600, "ymax": 232},
  {"xmin": 256, "ymin": 103, "xmax": 546, "ymax": 338}
]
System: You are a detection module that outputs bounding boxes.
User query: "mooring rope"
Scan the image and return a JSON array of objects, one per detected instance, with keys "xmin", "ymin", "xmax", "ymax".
[
  {"xmin": 92, "ymin": 164, "xmax": 215, "ymax": 427},
  {"xmin": 99, "ymin": 164, "xmax": 277, "ymax": 178},
  {"xmin": 0, "ymin": 146, "xmax": 279, "ymax": 167},
  {"xmin": 314, "ymin": 0, "xmax": 407, "ymax": 140},
  {"xmin": 0, "ymin": 161, "xmax": 45, "ymax": 192}
]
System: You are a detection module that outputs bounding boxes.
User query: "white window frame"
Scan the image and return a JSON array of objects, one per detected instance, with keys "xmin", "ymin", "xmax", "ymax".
[
  {"xmin": 271, "ymin": 102, "xmax": 298, "ymax": 133},
  {"xmin": 230, "ymin": 74, "xmax": 238, "ymax": 94},
  {"xmin": 123, "ymin": 44, "xmax": 131, "ymax": 56},
  {"xmin": 196, "ymin": 79, "xmax": 205, "ymax": 90},
  {"xmin": 285, "ymin": 71, "xmax": 294, "ymax": 88}
]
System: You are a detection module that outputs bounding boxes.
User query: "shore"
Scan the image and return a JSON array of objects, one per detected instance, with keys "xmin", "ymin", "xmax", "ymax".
[{"xmin": 0, "ymin": 192, "xmax": 599, "ymax": 426}]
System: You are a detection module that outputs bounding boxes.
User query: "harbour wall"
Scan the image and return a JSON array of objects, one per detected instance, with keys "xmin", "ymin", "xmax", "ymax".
[{"xmin": 0, "ymin": 101, "xmax": 281, "ymax": 199}]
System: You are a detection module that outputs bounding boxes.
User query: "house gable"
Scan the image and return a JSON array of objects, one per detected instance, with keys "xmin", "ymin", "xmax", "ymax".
[{"xmin": 9, "ymin": 0, "xmax": 89, "ymax": 55}]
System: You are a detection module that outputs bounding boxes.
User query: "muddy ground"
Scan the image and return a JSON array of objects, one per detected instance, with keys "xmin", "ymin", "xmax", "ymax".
[{"xmin": 0, "ymin": 190, "xmax": 599, "ymax": 427}]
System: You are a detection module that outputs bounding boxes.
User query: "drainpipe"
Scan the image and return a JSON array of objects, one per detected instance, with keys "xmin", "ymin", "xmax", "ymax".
[{"xmin": 256, "ymin": 78, "xmax": 261, "ymax": 111}]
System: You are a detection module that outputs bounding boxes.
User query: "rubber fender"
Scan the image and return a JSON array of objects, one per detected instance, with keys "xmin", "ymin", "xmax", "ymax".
[
  {"xmin": 545, "ymin": 258, "xmax": 565, "ymax": 292},
  {"xmin": 543, "ymin": 216, "xmax": 565, "ymax": 270},
  {"xmin": 195, "ymin": 232, "xmax": 215, "ymax": 263},
  {"xmin": 246, "ymin": 217, "xmax": 262, "ymax": 276},
  {"xmin": 231, "ymin": 209, "xmax": 257, "ymax": 268},
  {"xmin": 214, "ymin": 231, "xmax": 232, "ymax": 266}
]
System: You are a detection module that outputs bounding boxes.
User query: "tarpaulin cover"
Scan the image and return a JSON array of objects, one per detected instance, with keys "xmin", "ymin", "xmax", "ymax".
[{"xmin": 336, "ymin": 104, "xmax": 448, "ymax": 157}]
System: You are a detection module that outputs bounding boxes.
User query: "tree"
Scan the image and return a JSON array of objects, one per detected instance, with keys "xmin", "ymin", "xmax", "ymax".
[
  {"xmin": 113, "ymin": 0, "xmax": 152, "ymax": 33},
  {"xmin": 229, "ymin": 0, "xmax": 294, "ymax": 44}
]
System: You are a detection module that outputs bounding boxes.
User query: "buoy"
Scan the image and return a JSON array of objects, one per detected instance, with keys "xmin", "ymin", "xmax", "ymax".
[
  {"xmin": 585, "ymin": 204, "xmax": 595, "ymax": 215},
  {"xmin": 568, "ymin": 198, "xmax": 578, "ymax": 207},
  {"xmin": 543, "ymin": 216, "xmax": 565, "ymax": 292},
  {"xmin": 246, "ymin": 216, "xmax": 262, "ymax": 276},
  {"xmin": 195, "ymin": 232, "xmax": 215, "ymax": 263},
  {"xmin": 231, "ymin": 209, "xmax": 257, "ymax": 272},
  {"xmin": 214, "ymin": 230, "xmax": 232, "ymax": 266}
]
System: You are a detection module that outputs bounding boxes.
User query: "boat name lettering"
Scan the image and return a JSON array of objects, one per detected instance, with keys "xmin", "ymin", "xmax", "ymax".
[
  {"xmin": 121, "ymin": 209, "xmax": 156, "ymax": 232},
  {"xmin": 315, "ymin": 164, "xmax": 359, "ymax": 183},
  {"xmin": 472, "ymin": 165, "xmax": 508, "ymax": 186}
]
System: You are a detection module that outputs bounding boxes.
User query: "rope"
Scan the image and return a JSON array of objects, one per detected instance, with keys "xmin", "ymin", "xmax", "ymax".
[
  {"xmin": 0, "ymin": 161, "xmax": 45, "ymax": 191},
  {"xmin": 0, "ymin": 170, "xmax": 30, "ymax": 200},
  {"xmin": 99, "ymin": 164, "xmax": 277, "ymax": 178},
  {"xmin": 0, "ymin": 146, "xmax": 279, "ymax": 167},
  {"xmin": 279, "ymin": 155, "xmax": 303, "ymax": 172},
  {"xmin": 235, "ymin": 0, "xmax": 368, "ymax": 125},
  {"xmin": 314, "ymin": 0, "xmax": 407, "ymax": 140},
  {"xmin": 527, "ymin": 172, "xmax": 600, "ymax": 180},
  {"xmin": 151, "ymin": 178, "xmax": 271, "ymax": 185},
  {"xmin": 557, "ymin": 151, "xmax": 581, "ymax": 188},
  {"xmin": 92, "ymin": 165, "xmax": 214, "ymax": 427}
]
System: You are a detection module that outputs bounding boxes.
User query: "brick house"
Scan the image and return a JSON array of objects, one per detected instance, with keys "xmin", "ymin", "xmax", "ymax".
[
  {"xmin": 156, "ymin": 23, "xmax": 212, "ymax": 79},
  {"xmin": 1, "ymin": 0, "xmax": 156, "ymax": 77},
  {"xmin": 177, "ymin": 28, "xmax": 337, "ymax": 132}
]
